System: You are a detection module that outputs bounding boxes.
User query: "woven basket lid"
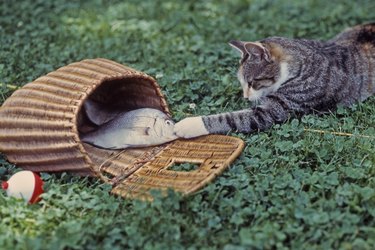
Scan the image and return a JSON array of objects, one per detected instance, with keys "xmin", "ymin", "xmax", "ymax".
[
  {"xmin": 0, "ymin": 58, "xmax": 245, "ymax": 199},
  {"xmin": 111, "ymin": 135, "xmax": 245, "ymax": 200}
]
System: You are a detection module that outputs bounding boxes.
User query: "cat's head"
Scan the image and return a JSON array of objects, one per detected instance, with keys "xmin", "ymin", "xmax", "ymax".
[{"xmin": 229, "ymin": 40, "xmax": 289, "ymax": 101}]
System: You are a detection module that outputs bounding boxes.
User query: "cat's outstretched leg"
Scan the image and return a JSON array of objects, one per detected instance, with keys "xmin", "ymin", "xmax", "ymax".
[
  {"xmin": 174, "ymin": 94, "xmax": 297, "ymax": 139},
  {"xmin": 174, "ymin": 116, "xmax": 209, "ymax": 138}
]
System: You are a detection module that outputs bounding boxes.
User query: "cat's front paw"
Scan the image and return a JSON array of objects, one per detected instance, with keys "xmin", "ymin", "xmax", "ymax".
[{"xmin": 174, "ymin": 116, "xmax": 209, "ymax": 139}]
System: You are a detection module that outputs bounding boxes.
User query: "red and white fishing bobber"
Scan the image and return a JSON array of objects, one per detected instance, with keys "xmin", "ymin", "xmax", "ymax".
[{"xmin": 1, "ymin": 170, "xmax": 44, "ymax": 204}]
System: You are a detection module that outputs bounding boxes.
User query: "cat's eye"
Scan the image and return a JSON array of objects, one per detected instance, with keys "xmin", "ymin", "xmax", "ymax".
[
  {"xmin": 252, "ymin": 77, "xmax": 275, "ymax": 90},
  {"xmin": 165, "ymin": 120, "xmax": 173, "ymax": 126},
  {"xmin": 254, "ymin": 77, "xmax": 274, "ymax": 82}
]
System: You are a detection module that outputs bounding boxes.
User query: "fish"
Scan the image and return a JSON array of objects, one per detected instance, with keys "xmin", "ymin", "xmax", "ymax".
[{"xmin": 81, "ymin": 108, "xmax": 178, "ymax": 149}]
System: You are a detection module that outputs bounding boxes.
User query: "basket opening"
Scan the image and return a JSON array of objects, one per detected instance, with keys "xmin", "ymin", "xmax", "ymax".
[{"xmin": 78, "ymin": 76, "xmax": 167, "ymax": 133}]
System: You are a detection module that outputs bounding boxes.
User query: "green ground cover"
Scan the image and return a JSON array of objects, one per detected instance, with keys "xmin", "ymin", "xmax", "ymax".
[{"xmin": 0, "ymin": 0, "xmax": 374, "ymax": 249}]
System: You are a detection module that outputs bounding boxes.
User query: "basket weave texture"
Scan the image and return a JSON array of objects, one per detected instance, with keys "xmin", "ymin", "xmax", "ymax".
[
  {"xmin": 0, "ymin": 58, "xmax": 245, "ymax": 198},
  {"xmin": 111, "ymin": 135, "xmax": 245, "ymax": 200}
]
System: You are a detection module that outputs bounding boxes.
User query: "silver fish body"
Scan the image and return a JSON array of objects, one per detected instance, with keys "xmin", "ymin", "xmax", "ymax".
[{"xmin": 81, "ymin": 108, "xmax": 178, "ymax": 149}]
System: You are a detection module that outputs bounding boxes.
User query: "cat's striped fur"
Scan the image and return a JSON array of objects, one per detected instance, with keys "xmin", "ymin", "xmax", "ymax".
[{"xmin": 199, "ymin": 23, "xmax": 375, "ymax": 135}]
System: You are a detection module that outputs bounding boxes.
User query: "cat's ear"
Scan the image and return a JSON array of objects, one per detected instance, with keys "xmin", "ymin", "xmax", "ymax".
[
  {"xmin": 228, "ymin": 40, "xmax": 247, "ymax": 56},
  {"xmin": 244, "ymin": 42, "xmax": 271, "ymax": 62}
]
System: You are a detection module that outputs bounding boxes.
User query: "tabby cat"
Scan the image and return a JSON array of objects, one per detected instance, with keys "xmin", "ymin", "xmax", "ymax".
[{"xmin": 174, "ymin": 23, "xmax": 375, "ymax": 138}]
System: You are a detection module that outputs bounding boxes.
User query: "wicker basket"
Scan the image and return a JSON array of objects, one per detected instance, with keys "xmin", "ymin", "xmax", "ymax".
[{"xmin": 0, "ymin": 59, "xmax": 245, "ymax": 199}]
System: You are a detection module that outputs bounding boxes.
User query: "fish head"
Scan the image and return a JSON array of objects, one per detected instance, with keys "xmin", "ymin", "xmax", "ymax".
[{"xmin": 154, "ymin": 117, "xmax": 178, "ymax": 140}]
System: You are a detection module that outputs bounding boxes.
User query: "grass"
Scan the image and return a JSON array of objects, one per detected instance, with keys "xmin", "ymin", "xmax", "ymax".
[{"xmin": 1, "ymin": 0, "xmax": 375, "ymax": 249}]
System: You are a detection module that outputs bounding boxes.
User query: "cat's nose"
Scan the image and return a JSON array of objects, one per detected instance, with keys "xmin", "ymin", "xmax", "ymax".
[{"xmin": 243, "ymin": 87, "xmax": 250, "ymax": 98}]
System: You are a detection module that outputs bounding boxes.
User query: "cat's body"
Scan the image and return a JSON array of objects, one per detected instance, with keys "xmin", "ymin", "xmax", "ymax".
[{"xmin": 174, "ymin": 23, "xmax": 375, "ymax": 138}]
